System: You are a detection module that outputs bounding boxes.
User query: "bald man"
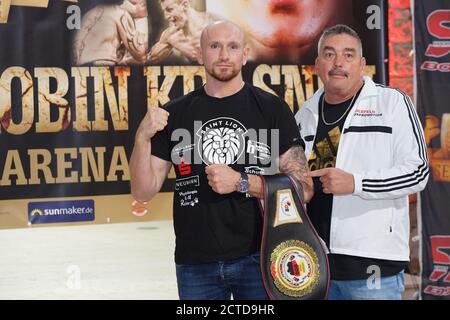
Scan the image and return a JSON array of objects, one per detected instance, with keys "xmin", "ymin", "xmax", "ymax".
[
  {"xmin": 130, "ymin": 20, "xmax": 313, "ymax": 300},
  {"xmin": 149, "ymin": 0, "xmax": 216, "ymax": 63}
]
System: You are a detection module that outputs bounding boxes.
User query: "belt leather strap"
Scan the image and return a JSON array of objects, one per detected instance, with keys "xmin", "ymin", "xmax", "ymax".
[{"xmin": 259, "ymin": 174, "xmax": 329, "ymax": 300}]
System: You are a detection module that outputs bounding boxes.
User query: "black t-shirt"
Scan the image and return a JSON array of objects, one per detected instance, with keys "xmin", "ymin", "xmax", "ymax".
[
  {"xmin": 151, "ymin": 83, "xmax": 301, "ymax": 265},
  {"xmin": 307, "ymin": 89, "xmax": 407, "ymax": 280}
]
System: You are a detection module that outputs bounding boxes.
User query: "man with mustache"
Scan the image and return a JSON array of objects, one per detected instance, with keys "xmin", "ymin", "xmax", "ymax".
[
  {"xmin": 130, "ymin": 20, "xmax": 313, "ymax": 299},
  {"xmin": 295, "ymin": 24, "xmax": 429, "ymax": 300}
]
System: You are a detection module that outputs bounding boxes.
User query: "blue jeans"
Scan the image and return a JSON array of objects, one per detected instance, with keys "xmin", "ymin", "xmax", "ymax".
[
  {"xmin": 328, "ymin": 272, "xmax": 405, "ymax": 300},
  {"xmin": 175, "ymin": 252, "xmax": 268, "ymax": 300}
]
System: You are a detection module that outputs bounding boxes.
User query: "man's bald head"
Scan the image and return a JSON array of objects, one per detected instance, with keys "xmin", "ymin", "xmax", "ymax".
[
  {"xmin": 197, "ymin": 20, "xmax": 249, "ymax": 83},
  {"xmin": 200, "ymin": 20, "xmax": 246, "ymax": 49}
]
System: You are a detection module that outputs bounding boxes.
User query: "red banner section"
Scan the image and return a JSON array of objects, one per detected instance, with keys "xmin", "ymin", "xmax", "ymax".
[{"xmin": 414, "ymin": 0, "xmax": 450, "ymax": 300}]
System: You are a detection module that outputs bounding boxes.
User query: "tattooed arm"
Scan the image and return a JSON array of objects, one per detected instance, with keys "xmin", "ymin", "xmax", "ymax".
[
  {"xmin": 206, "ymin": 145, "xmax": 313, "ymax": 203},
  {"xmin": 279, "ymin": 145, "xmax": 314, "ymax": 203}
]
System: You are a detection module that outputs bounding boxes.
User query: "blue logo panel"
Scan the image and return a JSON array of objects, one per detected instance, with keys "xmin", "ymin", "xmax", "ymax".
[{"xmin": 28, "ymin": 200, "xmax": 95, "ymax": 224}]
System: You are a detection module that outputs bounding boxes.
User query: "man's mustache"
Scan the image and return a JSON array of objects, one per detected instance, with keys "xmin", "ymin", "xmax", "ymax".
[{"xmin": 329, "ymin": 69, "xmax": 349, "ymax": 77}]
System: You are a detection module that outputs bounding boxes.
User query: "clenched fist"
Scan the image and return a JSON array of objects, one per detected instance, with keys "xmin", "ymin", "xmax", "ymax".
[
  {"xmin": 205, "ymin": 164, "xmax": 240, "ymax": 194},
  {"xmin": 135, "ymin": 106, "xmax": 169, "ymax": 142}
]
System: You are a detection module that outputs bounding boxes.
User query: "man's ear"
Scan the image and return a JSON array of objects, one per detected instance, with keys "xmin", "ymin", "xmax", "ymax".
[
  {"xmin": 196, "ymin": 47, "xmax": 203, "ymax": 64},
  {"xmin": 242, "ymin": 46, "xmax": 250, "ymax": 66},
  {"xmin": 360, "ymin": 57, "xmax": 366, "ymax": 76},
  {"xmin": 314, "ymin": 57, "xmax": 320, "ymax": 75}
]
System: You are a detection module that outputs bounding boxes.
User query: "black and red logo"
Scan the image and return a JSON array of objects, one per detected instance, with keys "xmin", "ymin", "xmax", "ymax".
[
  {"xmin": 421, "ymin": 10, "xmax": 450, "ymax": 72},
  {"xmin": 425, "ymin": 10, "xmax": 450, "ymax": 58},
  {"xmin": 177, "ymin": 158, "xmax": 192, "ymax": 176},
  {"xmin": 423, "ymin": 235, "xmax": 450, "ymax": 297}
]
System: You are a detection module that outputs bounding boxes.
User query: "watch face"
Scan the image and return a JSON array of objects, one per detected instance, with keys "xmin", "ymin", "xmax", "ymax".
[{"xmin": 240, "ymin": 180, "xmax": 249, "ymax": 192}]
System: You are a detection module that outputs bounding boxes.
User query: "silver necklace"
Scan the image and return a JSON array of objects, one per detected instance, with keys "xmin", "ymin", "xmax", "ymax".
[{"xmin": 321, "ymin": 93, "xmax": 357, "ymax": 126}]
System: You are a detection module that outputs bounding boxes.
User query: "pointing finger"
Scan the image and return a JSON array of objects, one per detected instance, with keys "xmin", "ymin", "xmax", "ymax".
[{"xmin": 307, "ymin": 168, "xmax": 330, "ymax": 178}]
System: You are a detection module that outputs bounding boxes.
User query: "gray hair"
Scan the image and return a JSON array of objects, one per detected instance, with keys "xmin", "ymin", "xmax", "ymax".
[{"xmin": 317, "ymin": 24, "xmax": 363, "ymax": 56}]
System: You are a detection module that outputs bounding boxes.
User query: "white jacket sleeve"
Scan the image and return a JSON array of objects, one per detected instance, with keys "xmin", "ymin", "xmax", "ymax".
[{"xmin": 353, "ymin": 91, "xmax": 429, "ymax": 200}]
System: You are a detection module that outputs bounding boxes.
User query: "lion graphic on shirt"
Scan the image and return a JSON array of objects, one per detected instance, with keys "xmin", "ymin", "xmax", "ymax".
[{"xmin": 202, "ymin": 127, "xmax": 241, "ymax": 164}]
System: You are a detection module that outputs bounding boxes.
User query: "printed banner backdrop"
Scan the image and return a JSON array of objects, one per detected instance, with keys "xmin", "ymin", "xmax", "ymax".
[
  {"xmin": 414, "ymin": 0, "xmax": 450, "ymax": 300},
  {"xmin": 0, "ymin": 0, "xmax": 387, "ymax": 228}
]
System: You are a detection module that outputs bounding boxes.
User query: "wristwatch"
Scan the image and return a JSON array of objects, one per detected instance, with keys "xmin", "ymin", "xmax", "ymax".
[{"xmin": 236, "ymin": 172, "xmax": 250, "ymax": 193}]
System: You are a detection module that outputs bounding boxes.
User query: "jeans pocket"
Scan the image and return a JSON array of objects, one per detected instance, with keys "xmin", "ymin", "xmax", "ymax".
[
  {"xmin": 396, "ymin": 272, "xmax": 405, "ymax": 292},
  {"xmin": 248, "ymin": 252, "xmax": 261, "ymax": 265}
]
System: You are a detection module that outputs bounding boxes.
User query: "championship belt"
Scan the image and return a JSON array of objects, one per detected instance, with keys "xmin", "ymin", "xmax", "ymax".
[{"xmin": 259, "ymin": 174, "xmax": 329, "ymax": 300}]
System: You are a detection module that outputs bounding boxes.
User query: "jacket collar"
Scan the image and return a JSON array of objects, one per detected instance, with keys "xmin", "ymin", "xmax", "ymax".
[{"xmin": 304, "ymin": 76, "xmax": 379, "ymax": 114}]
